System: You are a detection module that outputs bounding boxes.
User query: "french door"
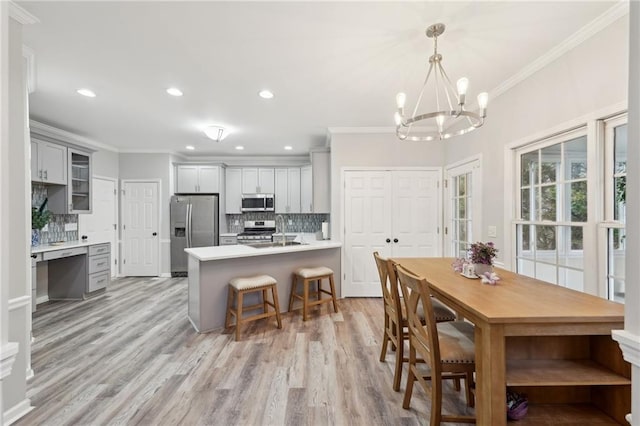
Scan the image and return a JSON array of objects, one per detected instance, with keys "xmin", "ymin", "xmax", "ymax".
[
  {"xmin": 343, "ymin": 169, "xmax": 441, "ymax": 297},
  {"xmin": 122, "ymin": 181, "xmax": 159, "ymax": 276}
]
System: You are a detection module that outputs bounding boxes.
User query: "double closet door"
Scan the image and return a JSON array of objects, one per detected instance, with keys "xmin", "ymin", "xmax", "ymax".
[{"xmin": 343, "ymin": 169, "xmax": 441, "ymax": 297}]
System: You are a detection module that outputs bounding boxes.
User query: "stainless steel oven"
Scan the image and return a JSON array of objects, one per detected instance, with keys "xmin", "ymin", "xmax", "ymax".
[{"xmin": 241, "ymin": 194, "xmax": 275, "ymax": 212}]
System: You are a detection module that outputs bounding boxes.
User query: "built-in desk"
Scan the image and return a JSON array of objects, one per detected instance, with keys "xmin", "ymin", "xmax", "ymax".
[
  {"xmin": 392, "ymin": 257, "xmax": 629, "ymax": 426},
  {"xmin": 31, "ymin": 240, "xmax": 111, "ymax": 311}
]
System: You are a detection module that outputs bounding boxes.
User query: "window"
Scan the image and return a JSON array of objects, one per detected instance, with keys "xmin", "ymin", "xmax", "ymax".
[
  {"xmin": 515, "ymin": 131, "xmax": 587, "ymax": 291},
  {"xmin": 445, "ymin": 158, "xmax": 481, "ymax": 258},
  {"xmin": 603, "ymin": 117, "xmax": 627, "ymax": 302}
]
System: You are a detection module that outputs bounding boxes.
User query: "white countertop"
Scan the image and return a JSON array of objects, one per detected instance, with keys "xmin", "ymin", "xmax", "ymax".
[
  {"xmin": 31, "ymin": 240, "xmax": 109, "ymax": 254},
  {"xmin": 220, "ymin": 233, "xmax": 238, "ymax": 237},
  {"xmin": 186, "ymin": 239, "xmax": 341, "ymax": 261}
]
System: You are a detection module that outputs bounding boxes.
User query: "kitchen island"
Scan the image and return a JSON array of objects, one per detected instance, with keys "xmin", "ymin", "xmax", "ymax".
[{"xmin": 185, "ymin": 238, "xmax": 342, "ymax": 333}]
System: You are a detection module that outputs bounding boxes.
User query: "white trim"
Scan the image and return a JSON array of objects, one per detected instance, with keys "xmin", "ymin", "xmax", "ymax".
[
  {"xmin": 8, "ymin": 295, "xmax": 30, "ymax": 311},
  {"xmin": 29, "ymin": 120, "xmax": 119, "ymax": 153},
  {"xmin": 3, "ymin": 399, "xmax": 33, "ymax": 425},
  {"xmin": 26, "ymin": 368, "xmax": 33, "ymax": 380},
  {"xmin": 491, "ymin": 2, "xmax": 629, "ymax": 102},
  {"xmin": 612, "ymin": 330, "xmax": 640, "ymax": 366},
  {"xmin": 0, "ymin": 342, "xmax": 19, "ymax": 379},
  {"xmin": 35, "ymin": 295, "xmax": 49, "ymax": 305},
  {"xmin": 8, "ymin": 2, "xmax": 39, "ymax": 24},
  {"xmin": 120, "ymin": 179, "xmax": 162, "ymax": 277},
  {"xmin": 22, "ymin": 45, "xmax": 35, "ymax": 94},
  {"xmin": 118, "ymin": 148, "xmax": 177, "ymax": 154},
  {"xmin": 159, "ymin": 273, "xmax": 172, "ymax": 278}
]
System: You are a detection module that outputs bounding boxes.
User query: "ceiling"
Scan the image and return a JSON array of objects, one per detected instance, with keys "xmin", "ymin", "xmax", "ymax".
[{"xmin": 19, "ymin": 1, "xmax": 617, "ymax": 156}]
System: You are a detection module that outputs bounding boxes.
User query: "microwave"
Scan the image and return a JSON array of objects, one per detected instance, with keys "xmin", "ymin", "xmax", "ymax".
[{"xmin": 241, "ymin": 194, "xmax": 275, "ymax": 212}]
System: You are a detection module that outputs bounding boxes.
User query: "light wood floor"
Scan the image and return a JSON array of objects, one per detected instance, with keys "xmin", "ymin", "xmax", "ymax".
[{"xmin": 16, "ymin": 277, "xmax": 474, "ymax": 425}]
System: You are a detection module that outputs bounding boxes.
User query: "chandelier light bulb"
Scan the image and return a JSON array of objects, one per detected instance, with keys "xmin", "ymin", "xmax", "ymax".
[
  {"xmin": 396, "ymin": 92, "xmax": 406, "ymax": 109},
  {"xmin": 456, "ymin": 78, "xmax": 469, "ymax": 96},
  {"xmin": 436, "ymin": 114, "xmax": 445, "ymax": 131},
  {"xmin": 477, "ymin": 92, "xmax": 489, "ymax": 109},
  {"xmin": 394, "ymin": 112, "xmax": 402, "ymax": 126}
]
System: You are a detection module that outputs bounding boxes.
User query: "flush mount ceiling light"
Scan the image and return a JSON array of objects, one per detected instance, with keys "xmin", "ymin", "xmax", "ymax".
[
  {"xmin": 284, "ymin": 146, "xmax": 293, "ymax": 151},
  {"xmin": 258, "ymin": 90, "xmax": 274, "ymax": 99},
  {"xmin": 203, "ymin": 125, "xmax": 227, "ymax": 142},
  {"xmin": 76, "ymin": 88, "xmax": 96, "ymax": 98},
  {"xmin": 235, "ymin": 146, "xmax": 244, "ymax": 150},
  {"xmin": 185, "ymin": 145, "xmax": 195, "ymax": 150},
  {"xmin": 166, "ymin": 87, "xmax": 183, "ymax": 97},
  {"xmin": 395, "ymin": 23, "xmax": 488, "ymax": 142}
]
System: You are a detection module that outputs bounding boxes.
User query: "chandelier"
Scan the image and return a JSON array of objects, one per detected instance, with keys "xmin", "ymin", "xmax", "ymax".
[{"xmin": 395, "ymin": 23, "xmax": 488, "ymax": 141}]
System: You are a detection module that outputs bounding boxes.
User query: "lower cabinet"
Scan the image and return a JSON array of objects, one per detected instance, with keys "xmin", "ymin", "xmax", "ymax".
[
  {"xmin": 88, "ymin": 243, "xmax": 110, "ymax": 292},
  {"xmin": 220, "ymin": 235, "xmax": 238, "ymax": 245}
]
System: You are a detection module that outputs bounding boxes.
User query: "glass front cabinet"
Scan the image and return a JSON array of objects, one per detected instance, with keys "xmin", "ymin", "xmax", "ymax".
[{"xmin": 49, "ymin": 148, "xmax": 93, "ymax": 214}]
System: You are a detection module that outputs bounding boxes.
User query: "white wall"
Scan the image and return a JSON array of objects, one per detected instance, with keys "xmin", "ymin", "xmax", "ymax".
[
  {"xmin": 329, "ymin": 132, "xmax": 444, "ymax": 241},
  {"xmin": 442, "ymin": 16, "xmax": 628, "ymax": 266},
  {"xmin": 92, "ymin": 148, "xmax": 119, "ymax": 179},
  {"xmin": 119, "ymin": 153, "xmax": 172, "ymax": 275}
]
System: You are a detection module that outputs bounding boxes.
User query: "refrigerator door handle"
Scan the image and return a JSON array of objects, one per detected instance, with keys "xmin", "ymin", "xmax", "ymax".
[{"xmin": 186, "ymin": 203, "xmax": 192, "ymax": 248}]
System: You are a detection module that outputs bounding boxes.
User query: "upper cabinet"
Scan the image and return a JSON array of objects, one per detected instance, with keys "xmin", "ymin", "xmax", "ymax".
[
  {"xmin": 225, "ymin": 167, "xmax": 242, "ymax": 214},
  {"xmin": 31, "ymin": 139, "xmax": 67, "ymax": 185},
  {"xmin": 300, "ymin": 165, "xmax": 312, "ymax": 213},
  {"xmin": 311, "ymin": 151, "xmax": 331, "ymax": 213},
  {"xmin": 48, "ymin": 147, "xmax": 93, "ymax": 214},
  {"xmin": 274, "ymin": 168, "xmax": 301, "ymax": 213},
  {"xmin": 242, "ymin": 168, "xmax": 275, "ymax": 194},
  {"xmin": 176, "ymin": 165, "xmax": 220, "ymax": 194}
]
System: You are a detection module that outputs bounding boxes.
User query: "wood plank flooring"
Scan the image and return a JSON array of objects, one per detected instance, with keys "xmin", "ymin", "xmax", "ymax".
[{"xmin": 16, "ymin": 277, "xmax": 474, "ymax": 425}]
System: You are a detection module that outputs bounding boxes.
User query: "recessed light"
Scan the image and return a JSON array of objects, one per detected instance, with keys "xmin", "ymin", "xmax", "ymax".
[
  {"xmin": 235, "ymin": 146, "xmax": 244, "ymax": 150},
  {"xmin": 77, "ymin": 88, "xmax": 96, "ymax": 98},
  {"xmin": 284, "ymin": 146, "xmax": 293, "ymax": 150},
  {"xmin": 185, "ymin": 145, "xmax": 195, "ymax": 150},
  {"xmin": 166, "ymin": 87, "xmax": 183, "ymax": 97},
  {"xmin": 258, "ymin": 90, "xmax": 274, "ymax": 99}
]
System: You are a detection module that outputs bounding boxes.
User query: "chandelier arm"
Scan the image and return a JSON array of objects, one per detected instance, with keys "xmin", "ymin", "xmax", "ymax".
[
  {"xmin": 411, "ymin": 61, "xmax": 435, "ymax": 122},
  {"xmin": 436, "ymin": 62, "xmax": 456, "ymax": 114},
  {"xmin": 438, "ymin": 63, "xmax": 461, "ymax": 108}
]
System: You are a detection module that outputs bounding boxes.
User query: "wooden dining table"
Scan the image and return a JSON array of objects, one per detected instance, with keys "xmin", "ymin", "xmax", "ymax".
[{"xmin": 391, "ymin": 257, "xmax": 630, "ymax": 426}]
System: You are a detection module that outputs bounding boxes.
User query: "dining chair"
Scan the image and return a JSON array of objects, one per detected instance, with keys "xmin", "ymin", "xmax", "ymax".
[
  {"xmin": 373, "ymin": 252, "xmax": 456, "ymax": 392},
  {"xmin": 395, "ymin": 264, "xmax": 476, "ymax": 425}
]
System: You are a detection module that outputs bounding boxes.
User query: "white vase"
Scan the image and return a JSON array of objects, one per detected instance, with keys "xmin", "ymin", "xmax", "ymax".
[{"xmin": 474, "ymin": 263, "xmax": 493, "ymax": 276}]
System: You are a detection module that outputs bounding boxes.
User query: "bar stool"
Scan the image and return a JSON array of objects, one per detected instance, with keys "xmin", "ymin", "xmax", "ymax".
[
  {"xmin": 225, "ymin": 274, "xmax": 282, "ymax": 341},
  {"xmin": 288, "ymin": 266, "xmax": 338, "ymax": 321}
]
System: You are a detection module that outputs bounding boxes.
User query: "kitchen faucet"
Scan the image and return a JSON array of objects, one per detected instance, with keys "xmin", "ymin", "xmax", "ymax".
[{"xmin": 276, "ymin": 214, "xmax": 286, "ymax": 246}]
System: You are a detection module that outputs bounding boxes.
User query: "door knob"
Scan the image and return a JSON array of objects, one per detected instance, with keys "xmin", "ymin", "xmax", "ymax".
[
  {"xmin": 152, "ymin": 232, "xmax": 157, "ymax": 236},
  {"xmin": 386, "ymin": 238, "xmax": 391, "ymax": 243},
  {"xmin": 393, "ymin": 238, "xmax": 399, "ymax": 243}
]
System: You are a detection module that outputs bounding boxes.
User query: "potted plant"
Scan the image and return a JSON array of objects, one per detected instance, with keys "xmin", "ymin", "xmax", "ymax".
[
  {"xmin": 31, "ymin": 198, "xmax": 52, "ymax": 246},
  {"xmin": 469, "ymin": 241, "xmax": 498, "ymax": 276}
]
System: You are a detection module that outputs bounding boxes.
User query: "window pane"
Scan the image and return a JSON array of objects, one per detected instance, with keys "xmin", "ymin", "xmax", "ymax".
[
  {"xmin": 540, "ymin": 145, "xmax": 560, "ymax": 183},
  {"xmin": 459, "ymin": 242, "xmax": 468, "ymax": 258},
  {"xmin": 610, "ymin": 278, "xmax": 625, "ymax": 303},
  {"xmin": 459, "ymin": 174, "xmax": 466, "ymax": 196},
  {"xmin": 458, "ymin": 197, "xmax": 466, "ymax": 219},
  {"xmin": 517, "ymin": 258, "xmax": 535, "ymax": 278},
  {"xmin": 568, "ymin": 181, "xmax": 588, "ymax": 222},
  {"xmin": 466, "ymin": 172, "xmax": 472, "ymax": 194},
  {"xmin": 570, "ymin": 226, "xmax": 583, "ymax": 250},
  {"xmin": 540, "ymin": 185, "xmax": 557, "ymax": 221},
  {"xmin": 615, "ymin": 125, "xmax": 627, "ymax": 174},
  {"xmin": 521, "ymin": 152, "xmax": 538, "ymax": 186},
  {"xmin": 459, "ymin": 221, "xmax": 467, "ymax": 243},
  {"xmin": 612, "ymin": 228, "xmax": 626, "ymax": 251},
  {"xmin": 519, "ymin": 224, "xmax": 531, "ymax": 252},
  {"xmin": 536, "ymin": 225, "xmax": 556, "ymax": 251},
  {"xmin": 558, "ymin": 227, "xmax": 584, "ymax": 268},
  {"xmin": 614, "ymin": 176, "xmax": 626, "ymax": 222},
  {"xmin": 536, "ymin": 262, "xmax": 557, "ymax": 284},
  {"xmin": 521, "ymin": 188, "xmax": 530, "ymax": 220},
  {"xmin": 564, "ymin": 136, "xmax": 587, "ymax": 179}
]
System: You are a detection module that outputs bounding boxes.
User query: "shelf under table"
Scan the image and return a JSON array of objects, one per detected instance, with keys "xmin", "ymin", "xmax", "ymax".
[{"xmin": 507, "ymin": 359, "xmax": 631, "ymax": 387}]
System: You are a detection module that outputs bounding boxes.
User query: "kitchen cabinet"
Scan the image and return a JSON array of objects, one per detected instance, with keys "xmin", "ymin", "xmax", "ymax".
[
  {"xmin": 48, "ymin": 148, "xmax": 93, "ymax": 214},
  {"xmin": 242, "ymin": 168, "xmax": 275, "ymax": 194},
  {"xmin": 300, "ymin": 165, "xmax": 312, "ymax": 213},
  {"xmin": 176, "ymin": 165, "xmax": 220, "ymax": 194},
  {"xmin": 225, "ymin": 167, "xmax": 242, "ymax": 213},
  {"xmin": 274, "ymin": 168, "xmax": 301, "ymax": 213},
  {"xmin": 30, "ymin": 139, "xmax": 67, "ymax": 185},
  {"xmin": 87, "ymin": 243, "xmax": 110, "ymax": 292},
  {"xmin": 311, "ymin": 151, "xmax": 331, "ymax": 213},
  {"xmin": 219, "ymin": 234, "xmax": 238, "ymax": 245}
]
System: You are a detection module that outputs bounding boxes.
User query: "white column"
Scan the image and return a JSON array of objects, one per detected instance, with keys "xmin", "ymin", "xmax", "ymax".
[{"xmin": 612, "ymin": 3, "xmax": 640, "ymax": 425}]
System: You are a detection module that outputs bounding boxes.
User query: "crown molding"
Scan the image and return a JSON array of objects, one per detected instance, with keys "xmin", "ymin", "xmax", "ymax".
[
  {"xmin": 491, "ymin": 1, "xmax": 629, "ymax": 102},
  {"xmin": 118, "ymin": 148, "xmax": 178, "ymax": 154},
  {"xmin": 29, "ymin": 119, "xmax": 119, "ymax": 153},
  {"xmin": 9, "ymin": 2, "xmax": 39, "ymax": 25},
  {"xmin": 22, "ymin": 45, "xmax": 36, "ymax": 94}
]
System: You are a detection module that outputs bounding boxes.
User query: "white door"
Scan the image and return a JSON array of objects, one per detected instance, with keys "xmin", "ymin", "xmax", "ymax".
[
  {"xmin": 343, "ymin": 169, "xmax": 441, "ymax": 297},
  {"xmin": 122, "ymin": 181, "xmax": 159, "ymax": 276},
  {"xmin": 78, "ymin": 177, "xmax": 118, "ymax": 277},
  {"xmin": 444, "ymin": 159, "xmax": 481, "ymax": 257},
  {"xmin": 344, "ymin": 171, "xmax": 393, "ymax": 297}
]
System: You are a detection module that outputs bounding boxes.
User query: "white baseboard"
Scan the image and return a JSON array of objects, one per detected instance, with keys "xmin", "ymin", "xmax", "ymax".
[
  {"xmin": 3, "ymin": 399, "xmax": 33, "ymax": 425},
  {"xmin": 36, "ymin": 295, "xmax": 49, "ymax": 305},
  {"xmin": 26, "ymin": 368, "xmax": 34, "ymax": 380},
  {"xmin": 159, "ymin": 273, "xmax": 172, "ymax": 278}
]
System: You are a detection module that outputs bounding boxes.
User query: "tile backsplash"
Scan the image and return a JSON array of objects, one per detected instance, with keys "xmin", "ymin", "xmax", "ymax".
[
  {"xmin": 227, "ymin": 212, "xmax": 329, "ymax": 234},
  {"xmin": 32, "ymin": 183, "xmax": 78, "ymax": 244}
]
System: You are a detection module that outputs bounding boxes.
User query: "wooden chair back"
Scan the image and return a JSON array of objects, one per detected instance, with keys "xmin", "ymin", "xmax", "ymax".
[
  {"xmin": 395, "ymin": 264, "xmax": 440, "ymax": 370},
  {"xmin": 373, "ymin": 252, "xmax": 401, "ymax": 319}
]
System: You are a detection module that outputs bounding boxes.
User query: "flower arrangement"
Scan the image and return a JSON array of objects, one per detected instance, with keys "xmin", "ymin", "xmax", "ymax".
[
  {"xmin": 469, "ymin": 241, "xmax": 498, "ymax": 265},
  {"xmin": 32, "ymin": 198, "xmax": 52, "ymax": 230}
]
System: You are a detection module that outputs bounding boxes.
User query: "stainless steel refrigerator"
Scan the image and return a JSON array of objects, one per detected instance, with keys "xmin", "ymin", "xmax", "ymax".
[{"xmin": 170, "ymin": 195, "xmax": 219, "ymax": 276}]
